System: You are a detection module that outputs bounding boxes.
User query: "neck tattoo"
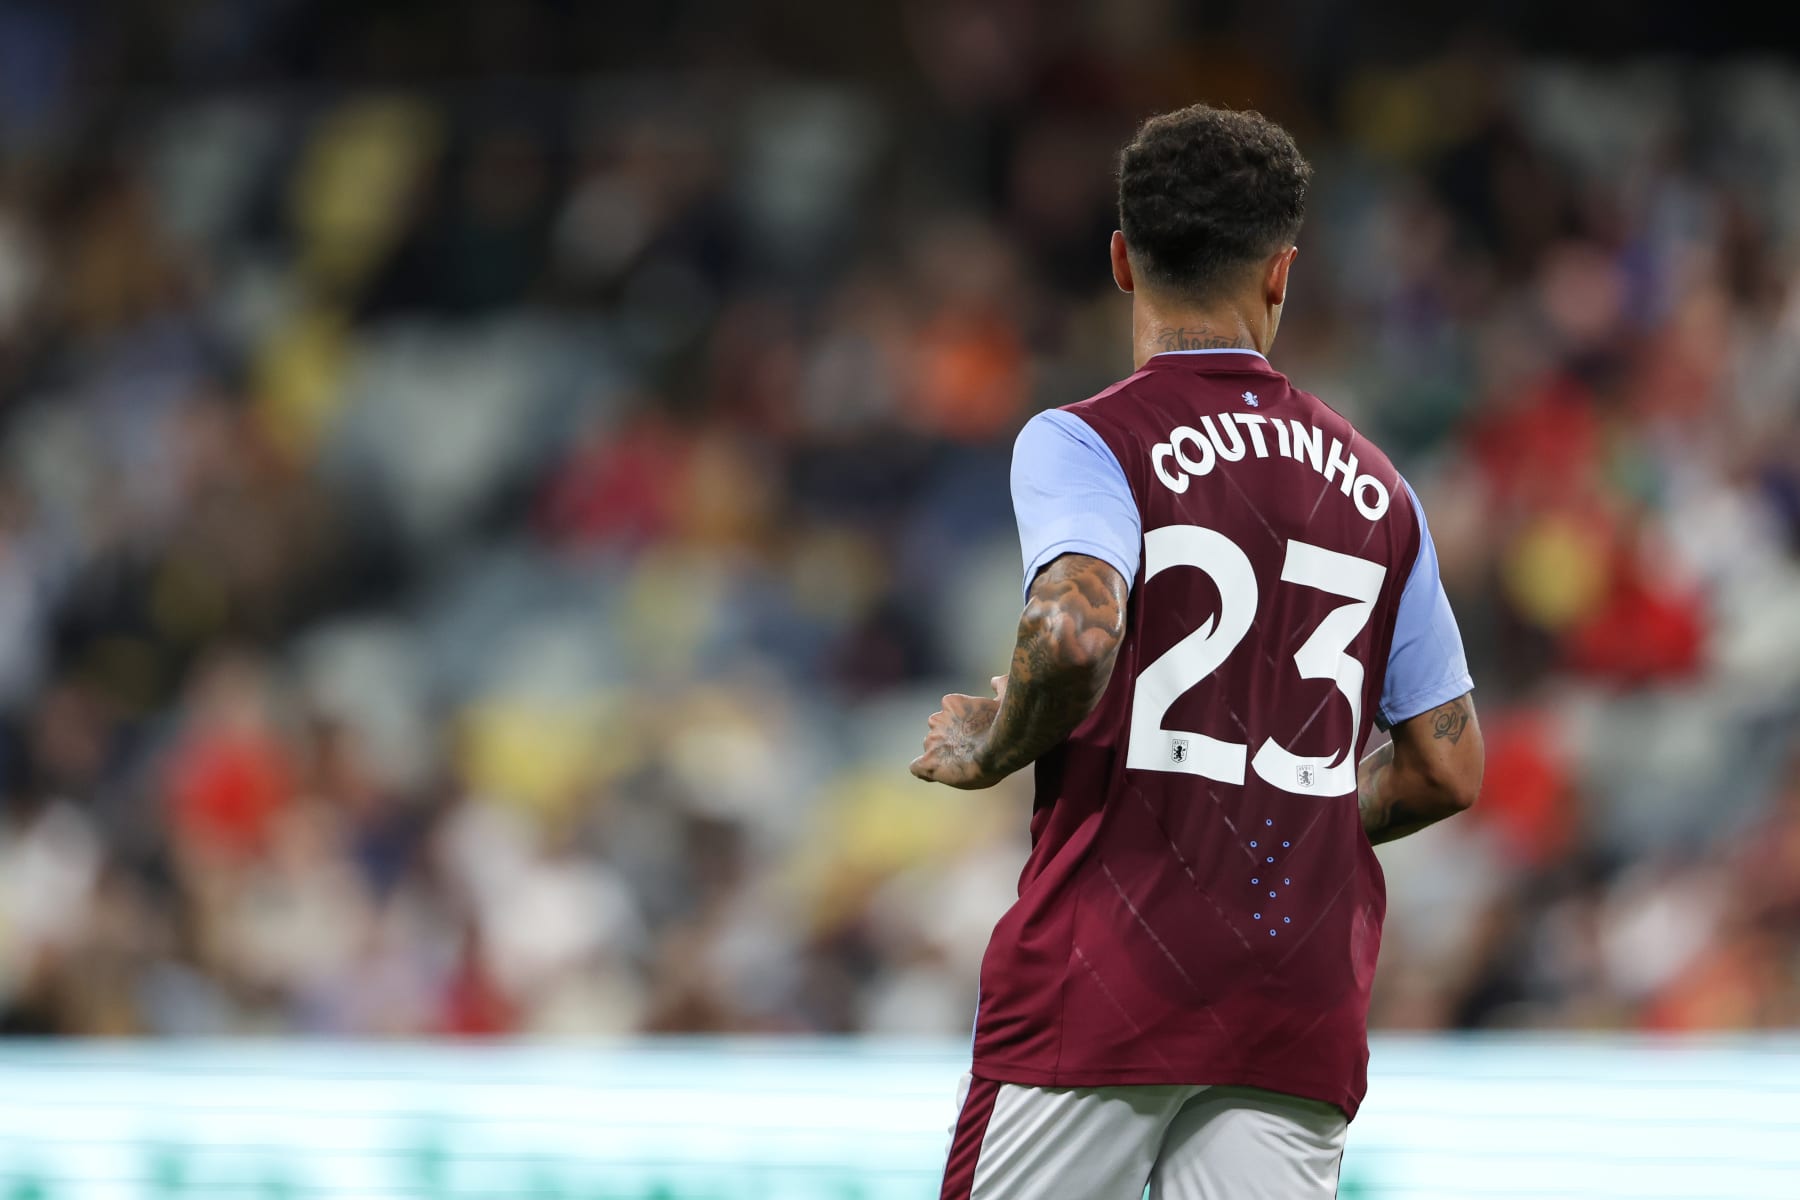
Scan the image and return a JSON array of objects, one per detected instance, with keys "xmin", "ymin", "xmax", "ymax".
[{"xmin": 1155, "ymin": 327, "xmax": 1251, "ymax": 352}]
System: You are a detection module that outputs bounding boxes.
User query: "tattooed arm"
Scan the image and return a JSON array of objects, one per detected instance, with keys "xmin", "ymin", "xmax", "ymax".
[
  {"xmin": 1356, "ymin": 692, "xmax": 1483, "ymax": 844},
  {"xmin": 910, "ymin": 554, "xmax": 1127, "ymax": 790}
]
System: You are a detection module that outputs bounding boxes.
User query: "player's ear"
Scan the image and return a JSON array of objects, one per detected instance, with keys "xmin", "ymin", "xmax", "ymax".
[
  {"xmin": 1265, "ymin": 246, "xmax": 1298, "ymax": 308},
  {"xmin": 1110, "ymin": 231, "xmax": 1135, "ymax": 293}
]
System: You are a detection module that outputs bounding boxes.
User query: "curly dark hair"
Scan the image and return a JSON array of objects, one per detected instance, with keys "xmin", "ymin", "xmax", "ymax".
[{"xmin": 1117, "ymin": 105, "xmax": 1312, "ymax": 301}]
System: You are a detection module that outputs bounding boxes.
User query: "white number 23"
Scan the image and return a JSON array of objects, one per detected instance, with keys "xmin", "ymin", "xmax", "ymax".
[{"xmin": 1125, "ymin": 524, "xmax": 1386, "ymax": 796}]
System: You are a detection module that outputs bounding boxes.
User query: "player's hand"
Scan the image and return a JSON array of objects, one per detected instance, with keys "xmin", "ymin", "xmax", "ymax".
[{"xmin": 910, "ymin": 676, "xmax": 1007, "ymax": 789}]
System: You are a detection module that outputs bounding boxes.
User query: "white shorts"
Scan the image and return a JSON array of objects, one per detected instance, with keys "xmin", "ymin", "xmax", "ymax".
[{"xmin": 940, "ymin": 1074, "xmax": 1347, "ymax": 1200}]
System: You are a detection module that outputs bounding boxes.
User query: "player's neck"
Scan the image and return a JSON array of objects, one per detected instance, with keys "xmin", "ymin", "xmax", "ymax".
[{"xmin": 1132, "ymin": 303, "xmax": 1269, "ymax": 370}]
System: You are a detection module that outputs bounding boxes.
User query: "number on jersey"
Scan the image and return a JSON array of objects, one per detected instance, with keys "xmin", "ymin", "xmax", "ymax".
[{"xmin": 1124, "ymin": 524, "xmax": 1386, "ymax": 797}]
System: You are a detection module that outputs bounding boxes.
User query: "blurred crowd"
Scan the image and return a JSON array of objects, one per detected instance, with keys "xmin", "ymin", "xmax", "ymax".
[{"xmin": 0, "ymin": 1, "xmax": 1796, "ymax": 1038}]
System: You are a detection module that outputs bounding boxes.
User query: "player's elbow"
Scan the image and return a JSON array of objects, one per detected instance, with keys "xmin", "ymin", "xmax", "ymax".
[
  {"xmin": 1440, "ymin": 764, "xmax": 1482, "ymax": 815},
  {"xmin": 1426, "ymin": 739, "xmax": 1484, "ymax": 817},
  {"xmin": 1065, "ymin": 621, "xmax": 1125, "ymax": 679},
  {"xmin": 1021, "ymin": 600, "xmax": 1124, "ymax": 679},
  {"xmin": 1395, "ymin": 756, "xmax": 1480, "ymax": 825}
]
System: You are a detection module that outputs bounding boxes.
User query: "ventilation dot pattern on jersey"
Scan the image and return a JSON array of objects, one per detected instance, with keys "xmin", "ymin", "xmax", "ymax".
[{"xmin": 1254, "ymin": 820, "xmax": 1285, "ymax": 936}]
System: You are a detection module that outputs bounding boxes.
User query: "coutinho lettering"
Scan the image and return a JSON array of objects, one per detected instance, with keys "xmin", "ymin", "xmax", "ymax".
[{"xmin": 1151, "ymin": 415, "xmax": 1391, "ymax": 520}]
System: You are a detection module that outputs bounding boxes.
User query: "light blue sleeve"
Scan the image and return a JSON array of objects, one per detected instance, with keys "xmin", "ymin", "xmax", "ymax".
[
  {"xmin": 1010, "ymin": 410, "xmax": 1141, "ymax": 601},
  {"xmin": 1380, "ymin": 480, "xmax": 1474, "ymax": 727}
]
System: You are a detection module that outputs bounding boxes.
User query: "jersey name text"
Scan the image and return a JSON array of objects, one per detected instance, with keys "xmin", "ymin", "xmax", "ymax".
[{"xmin": 1150, "ymin": 415, "xmax": 1391, "ymax": 520}]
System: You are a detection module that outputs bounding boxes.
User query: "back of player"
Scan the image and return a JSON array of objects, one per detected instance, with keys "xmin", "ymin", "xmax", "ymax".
[
  {"xmin": 974, "ymin": 350, "xmax": 1416, "ymax": 1108},
  {"xmin": 910, "ymin": 106, "xmax": 1483, "ymax": 1200}
]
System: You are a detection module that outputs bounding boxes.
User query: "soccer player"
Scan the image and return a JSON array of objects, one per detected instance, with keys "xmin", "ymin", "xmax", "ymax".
[{"xmin": 910, "ymin": 105, "xmax": 1484, "ymax": 1199}]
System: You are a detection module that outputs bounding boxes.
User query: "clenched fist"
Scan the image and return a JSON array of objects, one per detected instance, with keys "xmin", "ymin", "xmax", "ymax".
[{"xmin": 909, "ymin": 676, "xmax": 1008, "ymax": 789}]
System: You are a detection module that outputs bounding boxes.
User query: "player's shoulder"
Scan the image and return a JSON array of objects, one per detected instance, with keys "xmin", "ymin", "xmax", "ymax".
[
  {"xmin": 1058, "ymin": 365, "xmax": 1162, "ymax": 424},
  {"xmin": 1012, "ymin": 404, "xmax": 1105, "ymax": 460},
  {"xmin": 1291, "ymin": 382, "xmax": 1406, "ymax": 488}
]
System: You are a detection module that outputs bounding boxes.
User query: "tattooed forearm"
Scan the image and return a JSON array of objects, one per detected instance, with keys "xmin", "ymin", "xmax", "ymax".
[
  {"xmin": 977, "ymin": 555, "xmax": 1128, "ymax": 779},
  {"xmin": 909, "ymin": 554, "xmax": 1126, "ymax": 789},
  {"xmin": 1357, "ymin": 693, "xmax": 1482, "ymax": 845},
  {"xmin": 1357, "ymin": 739, "xmax": 1396, "ymax": 838},
  {"xmin": 1155, "ymin": 327, "xmax": 1251, "ymax": 352}
]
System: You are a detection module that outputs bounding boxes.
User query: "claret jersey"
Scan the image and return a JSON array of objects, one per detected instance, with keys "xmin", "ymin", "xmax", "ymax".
[{"xmin": 972, "ymin": 349, "xmax": 1472, "ymax": 1118}]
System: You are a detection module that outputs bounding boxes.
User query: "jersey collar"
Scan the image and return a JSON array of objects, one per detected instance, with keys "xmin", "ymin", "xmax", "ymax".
[
  {"xmin": 1147, "ymin": 348, "xmax": 1269, "ymax": 363},
  {"xmin": 1144, "ymin": 348, "xmax": 1276, "ymax": 374}
]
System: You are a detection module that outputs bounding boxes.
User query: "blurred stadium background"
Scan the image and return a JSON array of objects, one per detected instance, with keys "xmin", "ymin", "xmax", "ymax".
[{"xmin": 0, "ymin": 0, "xmax": 1797, "ymax": 1195}]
